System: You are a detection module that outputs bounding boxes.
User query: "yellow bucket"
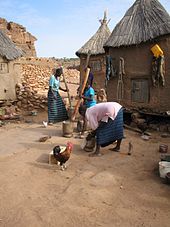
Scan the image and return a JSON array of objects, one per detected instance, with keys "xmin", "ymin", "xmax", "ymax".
[{"xmin": 151, "ymin": 44, "xmax": 163, "ymax": 58}]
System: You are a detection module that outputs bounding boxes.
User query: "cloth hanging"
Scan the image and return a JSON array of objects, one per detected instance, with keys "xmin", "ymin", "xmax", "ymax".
[
  {"xmin": 105, "ymin": 55, "xmax": 116, "ymax": 87},
  {"xmin": 152, "ymin": 55, "xmax": 165, "ymax": 87}
]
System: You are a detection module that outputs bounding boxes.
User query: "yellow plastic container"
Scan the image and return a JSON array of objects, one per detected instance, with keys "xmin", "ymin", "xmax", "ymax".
[{"xmin": 151, "ymin": 44, "xmax": 163, "ymax": 58}]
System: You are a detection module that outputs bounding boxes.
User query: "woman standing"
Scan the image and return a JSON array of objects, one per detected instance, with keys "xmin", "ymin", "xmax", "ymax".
[{"xmin": 48, "ymin": 67, "xmax": 68, "ymax": 124}]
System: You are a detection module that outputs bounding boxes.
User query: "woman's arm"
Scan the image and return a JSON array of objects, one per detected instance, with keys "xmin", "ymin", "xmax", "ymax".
[
  {"xmin": 81, "ymin": 94, "xmax": 93, "ymax": 101},
  {"xmin": 59, "ymin": 86, "xmax": 67, "ymax": 92}
]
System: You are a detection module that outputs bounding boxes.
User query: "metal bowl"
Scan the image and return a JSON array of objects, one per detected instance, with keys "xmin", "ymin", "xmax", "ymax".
[{"xmin": 166, "ymin": 111, "xmax": 170, "ymax": 116}]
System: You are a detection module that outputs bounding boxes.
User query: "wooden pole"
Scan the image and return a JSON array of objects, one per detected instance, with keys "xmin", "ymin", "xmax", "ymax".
[
  {"xmin": 61, "ymin": 68, "xmax": 72, "ymax": 109},
  {"xmin": 80, "ymin": 50, "xmax": 91, "ymax": 85},
  {"xmin": 85, "ymin": 51, "xmax": 91, "ymax": 69},
  {"xmin": 71, "ymin": 67, "xmax": 90, "ymax": 121}
]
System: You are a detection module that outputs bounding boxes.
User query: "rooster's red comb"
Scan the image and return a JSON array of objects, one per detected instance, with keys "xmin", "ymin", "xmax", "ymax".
[{"xmin": 67, "ymin": 142, "xmax": 73, "ymax": 148}]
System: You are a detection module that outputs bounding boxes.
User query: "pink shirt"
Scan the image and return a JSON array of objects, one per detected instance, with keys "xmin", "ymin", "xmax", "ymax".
[{"xmin": 86, "ymin": 102, "xmax": 122, "ymax": 130}]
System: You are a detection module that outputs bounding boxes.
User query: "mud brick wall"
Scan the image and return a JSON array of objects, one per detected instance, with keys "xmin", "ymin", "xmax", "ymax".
[{"xmin": 0, "ymin": 17, "xmax": 37, "ymax": 57}]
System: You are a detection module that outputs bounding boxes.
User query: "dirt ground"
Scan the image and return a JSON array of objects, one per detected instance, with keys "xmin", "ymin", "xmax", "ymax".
[
  {"xmin": 0, "ymin": 80, "xmax": 170, "ymax": 227},
  {"xmin": 0, "ymin": 110, "xmax": 170, "ymax": 227}
]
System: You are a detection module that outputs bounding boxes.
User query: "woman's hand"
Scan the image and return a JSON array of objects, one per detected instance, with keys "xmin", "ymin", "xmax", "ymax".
[
  {"xmin": 59, "ymin": 87, "xmax": 67, "ymax": 92},
  {"xmin": 86, "ymin": 130, "xmax": 96, "ymax": 141}
]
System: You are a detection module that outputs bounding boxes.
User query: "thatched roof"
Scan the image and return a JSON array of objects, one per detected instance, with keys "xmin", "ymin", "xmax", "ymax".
[
  {"xmin": 104, "ymin": 0, "xmax": 170, "ymax": 48},
  {"xmin": 76, "ymin": 12, "xmax": 111, "ymax": 57},
  {"xmin": 0, "ymin": 30, "xmax": 23, "ymax": 60}
]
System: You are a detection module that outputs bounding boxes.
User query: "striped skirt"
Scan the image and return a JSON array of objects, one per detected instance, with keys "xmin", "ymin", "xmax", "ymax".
[
  {"xmin": 48, "ymin": 90, "xmax": 68, "ymax": 123},
  {"xmin": 96, "ymin": 108, "xmax": 124, "ymax": 147}
]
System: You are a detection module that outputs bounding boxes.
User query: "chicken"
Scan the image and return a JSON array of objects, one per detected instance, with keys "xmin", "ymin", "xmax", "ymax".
[
  {"xmin": 136, "ymin": 119, "xmax": 149, "ymax": 135},
  {"xmin": 53, "ymin": 142, "xmax": 73, "ymax": 170},
  {"xmin": 137, "ymin": 123, "xmax": 148, "ymax": 134},
  {"xmin": 131, "ymin": 113, "xmax": 149, "ymax": 135}
]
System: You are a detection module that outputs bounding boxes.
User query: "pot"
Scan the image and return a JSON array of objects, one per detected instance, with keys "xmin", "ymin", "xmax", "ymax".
[
  {"xmin": 62, "ymin": 121, "xmax": 73, "ymax": 138},
  {"xmin": 159, "ymin": 144, "xmax": 168, "ymax": 153},
  {"xmin": 159, "ymin": 161, "xmax": 170, "ymax": 178}
]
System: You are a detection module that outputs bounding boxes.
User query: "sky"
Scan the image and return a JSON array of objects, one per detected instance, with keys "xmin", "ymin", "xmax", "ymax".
[{"xmin": 0, "ymin": 0, "xmax": 169, "ymax": 58}]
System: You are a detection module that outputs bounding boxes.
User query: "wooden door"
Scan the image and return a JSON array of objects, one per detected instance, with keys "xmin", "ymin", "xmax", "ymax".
[{"xmin": 131, "ymin": 79, "xmax": 149, "ymax": 103}]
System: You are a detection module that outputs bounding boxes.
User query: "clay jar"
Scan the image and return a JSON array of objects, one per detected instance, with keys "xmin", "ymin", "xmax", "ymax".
[{"xmin": 159, "ymin": 144, "xmax": 168, "ymax": 153}]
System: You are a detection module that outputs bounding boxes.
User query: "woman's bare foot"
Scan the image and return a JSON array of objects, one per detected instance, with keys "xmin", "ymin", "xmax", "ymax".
[{"xmin": 109, "ymin": 147, "xmax": 120, "ymax": 152}]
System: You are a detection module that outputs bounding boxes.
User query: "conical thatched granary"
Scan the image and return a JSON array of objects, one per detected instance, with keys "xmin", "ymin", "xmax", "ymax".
[
  {"xmin": 104, "ymin": 0, "xmax": 170, "ymax": 115},
  {"xmin": 0, "ymin": 30, "xmax": 23, "ymax": 100},
  {"xmin": 76, "ymin": 12, "xmax": 111, "ymax": 91}
]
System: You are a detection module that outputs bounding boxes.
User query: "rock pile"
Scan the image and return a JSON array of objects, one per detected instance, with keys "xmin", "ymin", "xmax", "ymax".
[
  {"xmin": 21, "ymin": 64, "xmax": 51, "ymax": 93},
  {"xmin": 15, "ymin": 83, "xmax": 47, "ymax": 111},
  {"xmin": 61, "ymin": 69, "xmax": 80, "ymax": 84},
  {"xmin": 15, "ymin": 59, "xmax": 80, "ymax": 112}
]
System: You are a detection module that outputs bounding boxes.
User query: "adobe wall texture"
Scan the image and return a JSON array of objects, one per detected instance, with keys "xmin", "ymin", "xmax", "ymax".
[{"xmin": 0, "ymin": 57, "xmax": 21, "ymax": 100}]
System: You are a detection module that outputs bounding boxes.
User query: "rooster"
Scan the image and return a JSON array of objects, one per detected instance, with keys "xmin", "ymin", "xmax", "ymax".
[
  {"xmin": 136, "ymin": 121, "xmax": 149, "ymax": 135},
  {"xmin": 131, "ymin": 113, "xmax": 149, "ymax": 135},
  {"xmin": 53, "ymin": 142, "xmax": 73, "ymax": 170}
]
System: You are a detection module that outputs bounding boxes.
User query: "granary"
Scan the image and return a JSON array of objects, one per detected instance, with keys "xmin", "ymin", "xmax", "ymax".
[
  {"xmin": 104, "ymin": 0, "xmax": 170, "ymax": 115},
  {"xmin": 0, "ymin": 30, "xmax": 23, "ymax": 101},
  {"xmin": 76, "ymin": 12, "xmax": 111, "ymax": 91}
]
